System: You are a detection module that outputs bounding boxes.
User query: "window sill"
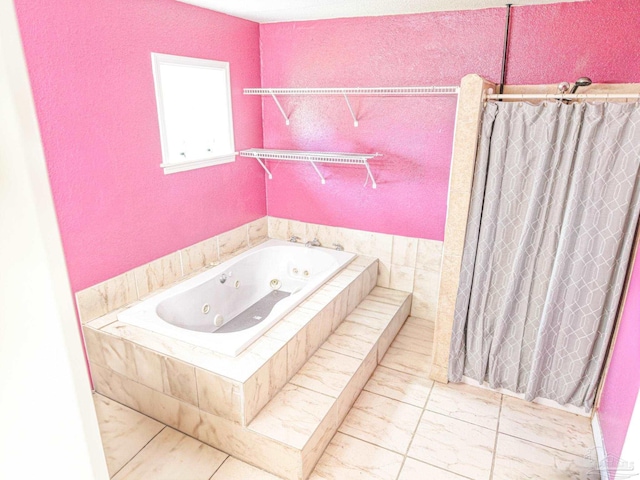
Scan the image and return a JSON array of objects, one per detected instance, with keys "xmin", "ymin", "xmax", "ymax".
[{"xmin": 160, "ymin": 153, "xmax": 236, "ymax": 174}]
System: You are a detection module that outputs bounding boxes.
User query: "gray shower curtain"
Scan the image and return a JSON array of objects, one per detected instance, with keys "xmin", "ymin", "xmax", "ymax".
[{"xmin": 449, "ymin": 101, "xmax": 640, "ymax": 409}]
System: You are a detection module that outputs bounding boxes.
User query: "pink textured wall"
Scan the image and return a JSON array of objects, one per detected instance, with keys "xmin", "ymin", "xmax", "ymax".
[
  {"xmin": 598, "ymin": 255, "xmax": 640, "ymax": 468},
  {"xmin": 260, "ymin": 10, "xmax": 504, "ymax": 240},
  {"xmin": 506, "ymin": 0, "xmax": 640, "ymax": 85},
  {"xmin": 260, "ymin": 0, "xmax": 640, "ymax": 240},
  {"xmin": 14, "ymin": 0, "xmax": 266, "ymax": 292}
]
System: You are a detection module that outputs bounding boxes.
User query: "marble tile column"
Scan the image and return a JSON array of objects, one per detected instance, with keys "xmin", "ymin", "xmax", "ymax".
[{"xmin": 430, "ymin": 74, "xmax": 495, "ymax": 383}]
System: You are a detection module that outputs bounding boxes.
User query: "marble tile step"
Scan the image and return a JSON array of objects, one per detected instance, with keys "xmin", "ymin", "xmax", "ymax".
[{"xmin": 243, "ymin": 287, "xmax": 411, "ymax": 480}]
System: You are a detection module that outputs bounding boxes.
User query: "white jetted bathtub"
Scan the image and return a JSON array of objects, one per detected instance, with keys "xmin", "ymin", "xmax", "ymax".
[{"xmin": 118, "ymin": 239, "xmax": 355, "ymax": 356}]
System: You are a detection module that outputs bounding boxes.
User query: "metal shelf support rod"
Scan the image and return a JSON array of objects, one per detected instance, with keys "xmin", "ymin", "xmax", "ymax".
[
  {"xmin": 343, "ymin": 93, "xmax": 358, "ymax": 127},
  {"xmin": 254, "ymin": 156, "xmax": 273, "ymax": 179},
  {"xmin": 269, "ymin": 91, "xmax": 290, "ymax": 125},
  {"xmin": 308, "ymin": 158, "xmax": 326, "ymax": 184},
  {"xmin": 363, "ymin": 160, "xmax": 377, "ymax": 189}
]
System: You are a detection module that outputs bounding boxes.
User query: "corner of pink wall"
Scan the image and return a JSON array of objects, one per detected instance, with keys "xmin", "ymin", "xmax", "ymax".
[
  {"xmin": 14, "ymin": 0, "xmax": 267, "ymax": 292},
  {"xmin": 598, "ymin": 255, "xmax": 640, "ymax": 468}
]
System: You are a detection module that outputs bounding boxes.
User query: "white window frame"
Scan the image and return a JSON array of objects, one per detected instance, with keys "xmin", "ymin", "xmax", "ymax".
[{"xmin": 151, "ymin": 53, "xmax": 236, "ymax": 174}]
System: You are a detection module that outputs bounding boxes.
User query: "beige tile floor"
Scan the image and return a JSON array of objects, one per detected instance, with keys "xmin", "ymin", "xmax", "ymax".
[{"xmin": 93, "ymin": 316, "xmax": 600, "ymax": 480}]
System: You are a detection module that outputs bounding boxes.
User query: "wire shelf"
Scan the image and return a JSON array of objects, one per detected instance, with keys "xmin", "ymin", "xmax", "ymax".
[
  {"xmin": 244, "ymin": 86, "xmax": 459, "ymax": 126},
  {"xmin": 239, "ymin": 148, "xmax": 382, "ymax": 188},
  {"xmin": 239, "ymin": 148, "xmax": 380, "ymax": 163},
  {"xmin": 244, "ymin": 86, "xmax": 460, "ymax": 96}
]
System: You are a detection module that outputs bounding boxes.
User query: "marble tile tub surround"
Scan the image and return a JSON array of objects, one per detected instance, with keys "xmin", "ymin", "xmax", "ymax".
[
  {"xmin": 84, "ymin": 255, "xmax": 379, "ymax": 428},
  {"xmin": 267, "ymin": 216, "xmax": 443, "ymax": 320},
  {"xmin": 75, "ymin": 217, "xmax": 269, "ymax": 324},
  {"xmin": 76, "ymin": 214, "xmax": 441, "ymax": 325},
  {"xmin": 91, "ymin": 287, "xmax": 411, "ymax": 480}
]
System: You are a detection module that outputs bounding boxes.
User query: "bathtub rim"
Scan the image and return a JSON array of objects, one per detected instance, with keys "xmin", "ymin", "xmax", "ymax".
[{"xmin": 117, "ymin": 238, "xmax": 356, "ymax": 357}]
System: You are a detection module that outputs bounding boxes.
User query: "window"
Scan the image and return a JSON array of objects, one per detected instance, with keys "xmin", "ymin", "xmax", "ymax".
[{"xmin": 151, "ymin": 53, "xmax": 235, "ymax": 174}]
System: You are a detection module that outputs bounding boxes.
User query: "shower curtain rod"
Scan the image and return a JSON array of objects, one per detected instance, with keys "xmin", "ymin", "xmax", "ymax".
[{"xmin": 485, "ymin": 92, "xmax": 640, "ymax": 101}]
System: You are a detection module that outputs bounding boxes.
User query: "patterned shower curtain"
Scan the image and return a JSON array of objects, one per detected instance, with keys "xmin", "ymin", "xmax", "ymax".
[{"xmin": 449, "ymin": 101, "xmax": 640, "ymax": 409}]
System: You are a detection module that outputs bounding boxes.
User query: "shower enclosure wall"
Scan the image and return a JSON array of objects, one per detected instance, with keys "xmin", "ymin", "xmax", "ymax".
[{"xmin": 432, "ymin": 74, "xmax": 640, "ymax": 413}]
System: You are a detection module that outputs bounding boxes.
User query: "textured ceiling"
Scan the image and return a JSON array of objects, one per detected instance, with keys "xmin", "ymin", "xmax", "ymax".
[{"xmin": 178, "ymin": 0, "xmax": 585, "ymax": 23}]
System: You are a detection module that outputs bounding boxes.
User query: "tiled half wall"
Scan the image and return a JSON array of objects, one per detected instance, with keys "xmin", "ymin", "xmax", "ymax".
[
  {"xmin": 75, "ymin": 217, "xmax": 443, "ymax": 326},
  {"xmin": 267, "ymin": 217, "xmax": 443, "ymax": 321},
  {"xmin": 75, "ymin": 218, "xmax": 269, "ymax": 324}
]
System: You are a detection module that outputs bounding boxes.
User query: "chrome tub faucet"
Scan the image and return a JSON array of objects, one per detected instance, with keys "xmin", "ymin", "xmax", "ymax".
[{"xmin": 305, "ymin": 237, "xmax": 321, "ymax": 248}]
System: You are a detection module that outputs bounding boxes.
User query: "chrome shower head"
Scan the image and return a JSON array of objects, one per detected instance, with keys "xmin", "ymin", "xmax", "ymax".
[{"xmin": 569, "ymin": 77, "xmax": 593, "ymax": 94}]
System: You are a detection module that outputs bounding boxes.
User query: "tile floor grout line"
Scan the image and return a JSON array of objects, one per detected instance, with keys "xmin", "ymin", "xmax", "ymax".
[
  {"xmin": 496, "ymin": 430, "xmax": 591, "ymax": 459},
  {"xmin": 337, "ymin": 430, "xmax": 412, "ymax": 459},
  {"xmin": 401, "ymin": 449, "xmax": 477, "ymax": 479},
  {"xmin": 403, "ymin": 456, "xmax": 477, "ymax": 480},
  {"xmin": 320, "ymin": 346, "xmax": 374, "ymax": 362},
  {"xmin": 338, "ymin": 422, "xmax": 473, "ymax": 480},
  {"xmin": 389, "ymin": 341, "xmax": 434, "ymax": 353},
  {"xmin": 208, "ymin": 455, "xmax": 231, "ymax": 480},
  {"xmin": 392, "ymin": 376, "xmax": 434, "ymax": 480},
  {"xmin": 488, "ymin": 394, "xmax": 504, "ymax": 480},
  {"xmin": 423, "ymin": 406, "xmax": 499, "ymax": 432},
  {"xmin": 373, "ymin": 363, "xmax": 433, "ymax": 379},
  {"xmin": 95, "ymin": 393, "xmax": 233, "ymax": 475},
  {"xmin": 337, "ymin": 389, "xmax": 424, "ymax": 441},
  {"xmin": 110, "ymin": 425, "xmax": 167, "ymax": 479},
  {"xmin": 144, "ymin": 422, "xmax": 238, "ymax": 476},
  {"xmin": 95, "ymin": 393, "xmax": 164, "ymax": 429},
  {"xmin": 377, "ymin": 360, "xmax": 430, "ymax": 378},
  {"xmin": 361, "ymin": 384, "xmax": 431, "ymax": 409},
  {"xmin": 384, "ymin": 334, "xmax": 432, "ymax": 346}
]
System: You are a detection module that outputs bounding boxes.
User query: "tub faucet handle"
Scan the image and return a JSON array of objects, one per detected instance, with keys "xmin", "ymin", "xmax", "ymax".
[
  {"xmin": 289, "ymin": 235, "xmax": 300, "ymax": 243},
  {"xmin": 332, "ymin": 243, "xmax": 344, "ymax": 251},
  {"xmin": 305, "ymin": 237, "xmax": 321, "ymax": 248}
]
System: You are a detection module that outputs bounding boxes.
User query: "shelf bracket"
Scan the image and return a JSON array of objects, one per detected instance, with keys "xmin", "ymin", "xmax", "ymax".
[
  {"xmin": 363, "ymin": 160, "xmax": 377, "ymax": 189},
  {"xmin": 254, "ymin": 156, "xmax": 273, "ymax": 179},
  {"xmin": 308, "ymin": 158, "xmax": 326, "ymax": 184},
  {"xmin": 269, "ymin": 91, "xmax": 290, "ymax": 125},
  {"xmin": 343, "ymin": 93, "xmax": 358, "ymax": 127}
]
